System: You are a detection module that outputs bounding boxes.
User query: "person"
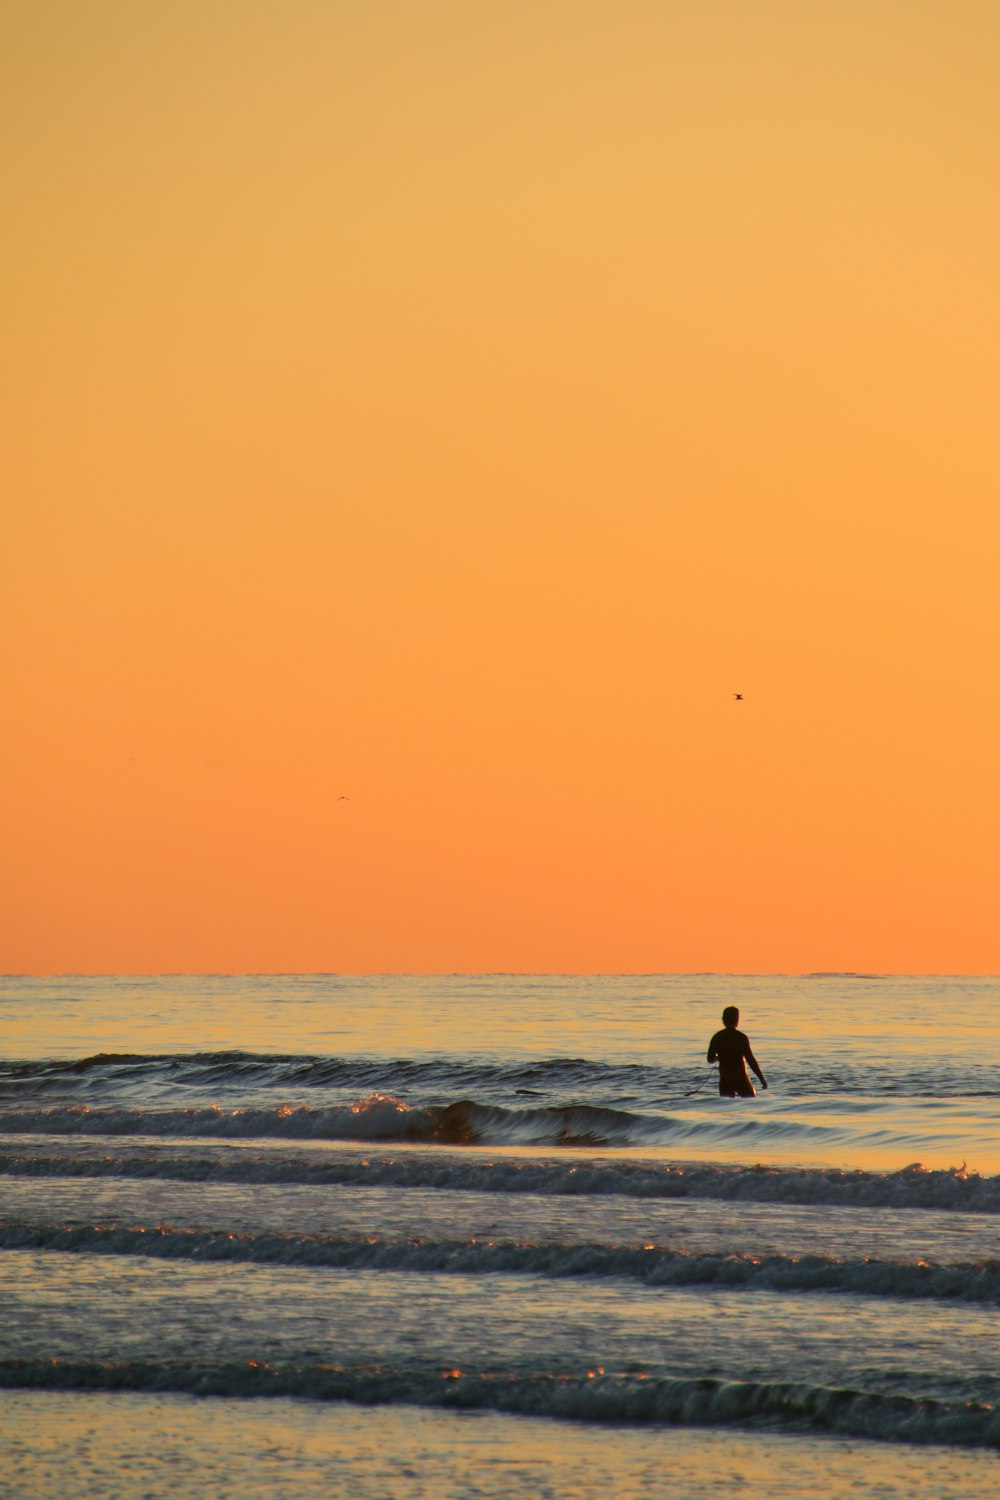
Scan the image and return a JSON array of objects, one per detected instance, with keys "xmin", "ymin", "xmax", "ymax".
[{"xmin": 707, "ymin": 1006, "xmax": 768, "ymax": 1097}]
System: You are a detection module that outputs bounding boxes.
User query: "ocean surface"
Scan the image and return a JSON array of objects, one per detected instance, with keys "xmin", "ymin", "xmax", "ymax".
[{"xmin": 2, "ymin": 973, "xmax": 998, "ymax": 1498}]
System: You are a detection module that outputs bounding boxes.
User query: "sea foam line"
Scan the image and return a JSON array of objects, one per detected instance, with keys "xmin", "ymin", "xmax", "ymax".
[
  {"xmin": 0, "ymin": 1359, "xmax": 996, "ymax": 1449},
  {"xmin": 2, "ymin": 1148, "xmax": 997, "ymax": 1212},
  {"xmin": 3, "ymin": 1222, "xmax": 1000, "ymax": 1304}
]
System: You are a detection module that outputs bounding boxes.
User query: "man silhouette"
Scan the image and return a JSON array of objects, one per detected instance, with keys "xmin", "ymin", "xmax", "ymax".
[{"xmin": 707, "ymin": 1006, "xmax": 768, "ymax": 1097}]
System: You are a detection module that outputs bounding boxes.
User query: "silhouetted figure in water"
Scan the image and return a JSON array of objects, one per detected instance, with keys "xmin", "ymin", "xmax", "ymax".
[{"xmin": 707, "ymin": 1006, "xmax": 768, "ymax": 1097}]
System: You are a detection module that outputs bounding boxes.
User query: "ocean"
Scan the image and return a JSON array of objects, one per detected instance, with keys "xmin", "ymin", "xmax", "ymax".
[{"xmin": 1, "ymin": 973, "xmax": 998, "ymax": 1498}]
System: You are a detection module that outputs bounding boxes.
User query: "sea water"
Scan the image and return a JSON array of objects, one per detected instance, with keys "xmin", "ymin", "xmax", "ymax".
[{"xmin": 1, "ymin": 974, "xmax": 998, "ymax": 1498}]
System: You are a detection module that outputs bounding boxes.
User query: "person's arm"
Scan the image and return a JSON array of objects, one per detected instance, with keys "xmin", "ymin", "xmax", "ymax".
[
  {"xmin": 706, "ymin": 1032, "xmax": 719, "ymax": 1063},
  {"xmin": 744, "ymin": 1043, "xmax": 767, "ymax": 1088}
]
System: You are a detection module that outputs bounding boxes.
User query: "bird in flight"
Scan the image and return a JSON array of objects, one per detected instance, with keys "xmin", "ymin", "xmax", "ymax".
[
  {"xmin": 733, "ymin": 693, "xmax": 744, "ymax": 702},
  {"xmin": 337, "ymin": 795, "xmax": 350, "ymax": 801}
]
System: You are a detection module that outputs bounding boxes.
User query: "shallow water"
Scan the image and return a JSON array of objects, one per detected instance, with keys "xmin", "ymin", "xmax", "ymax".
[
  {"xmin": 2, "ymin": 974, "xmax": 999, "ymax": 1495},
  {"xmin": 6, "ymin": 1393, "xmax": 999, "ymax": 1500}
]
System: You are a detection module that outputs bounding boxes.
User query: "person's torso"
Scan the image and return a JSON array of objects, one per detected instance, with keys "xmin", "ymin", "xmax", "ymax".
[{"xmin": 713, "ymin": 1028, "xmax": 749, "ymax": 1071}]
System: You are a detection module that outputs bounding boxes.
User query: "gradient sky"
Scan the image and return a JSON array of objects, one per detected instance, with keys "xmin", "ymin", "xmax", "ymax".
[{"xmin": 3, "ymin": 1, "xmax": 998, "ymax": 973}]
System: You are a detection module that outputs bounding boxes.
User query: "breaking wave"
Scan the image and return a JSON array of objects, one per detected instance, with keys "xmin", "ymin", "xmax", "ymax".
[
  {"xmin": 2, "ymin": 1144, "xmax": 998, "ymax": 1212},
  {"xmin": 3, "ymin": 1049, "xmax": 998, "ymax": 1104},
  {"xmin": 1, "ymin": 1358, "xmax": 996, "ymax": 1448},
  {"xmin": 4, "ymin": 1221, "xmax": 1000, "ymax": 1304},
  {"xmin": 0, "ymin": 1096, "xmax": 652, "ymax": 1148}
]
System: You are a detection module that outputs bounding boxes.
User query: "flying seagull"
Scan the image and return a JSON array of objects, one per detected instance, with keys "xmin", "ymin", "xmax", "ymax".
[{"xmin": 733, "ymin": 693, "xmax": 743, "ymax": 701}]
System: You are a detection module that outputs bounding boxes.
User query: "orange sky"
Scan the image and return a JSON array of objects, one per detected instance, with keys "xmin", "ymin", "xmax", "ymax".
[{"xmin": 3, "ymin": 1, "xmax": 998, "ymax": 973}]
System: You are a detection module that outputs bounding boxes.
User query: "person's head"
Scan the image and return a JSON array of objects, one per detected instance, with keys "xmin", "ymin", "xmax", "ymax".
[{"xmin": 722, "ymin": 1006, "xmax": 739, "ymax": 1029}]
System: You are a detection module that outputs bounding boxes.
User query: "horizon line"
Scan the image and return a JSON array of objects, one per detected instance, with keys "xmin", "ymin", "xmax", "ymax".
[{"xmin": 2, "ymin": 970, "xmax": 997, "ymax": 981}]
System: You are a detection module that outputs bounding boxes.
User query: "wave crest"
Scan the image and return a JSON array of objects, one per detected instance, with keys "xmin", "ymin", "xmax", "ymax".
[
  {"xmin": 5, "ymin": 1222, "xmax": 1000, "ymax": 1305},
  {"xmin": 1, "ymin": 1359, "xmax": 997, "ymax": 1447},
  {"xmin": 3, "ymin": 1146, "xmax": 998, "ymax": 1212},
  {"xmin": 0, "ymin": 1097, "xmax": 655, "ymax": 1148}
]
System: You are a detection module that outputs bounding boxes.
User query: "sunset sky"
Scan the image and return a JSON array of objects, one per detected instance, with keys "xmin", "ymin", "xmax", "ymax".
[{"xmin": 4, "ymin": 1, "xmax": 998, "ymax": 974}]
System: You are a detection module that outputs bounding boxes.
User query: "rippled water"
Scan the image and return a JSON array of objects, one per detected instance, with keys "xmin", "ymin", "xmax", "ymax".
[{"xmin": 2, "ymin": 974, "xmax": 999, "ymax": 1497}]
